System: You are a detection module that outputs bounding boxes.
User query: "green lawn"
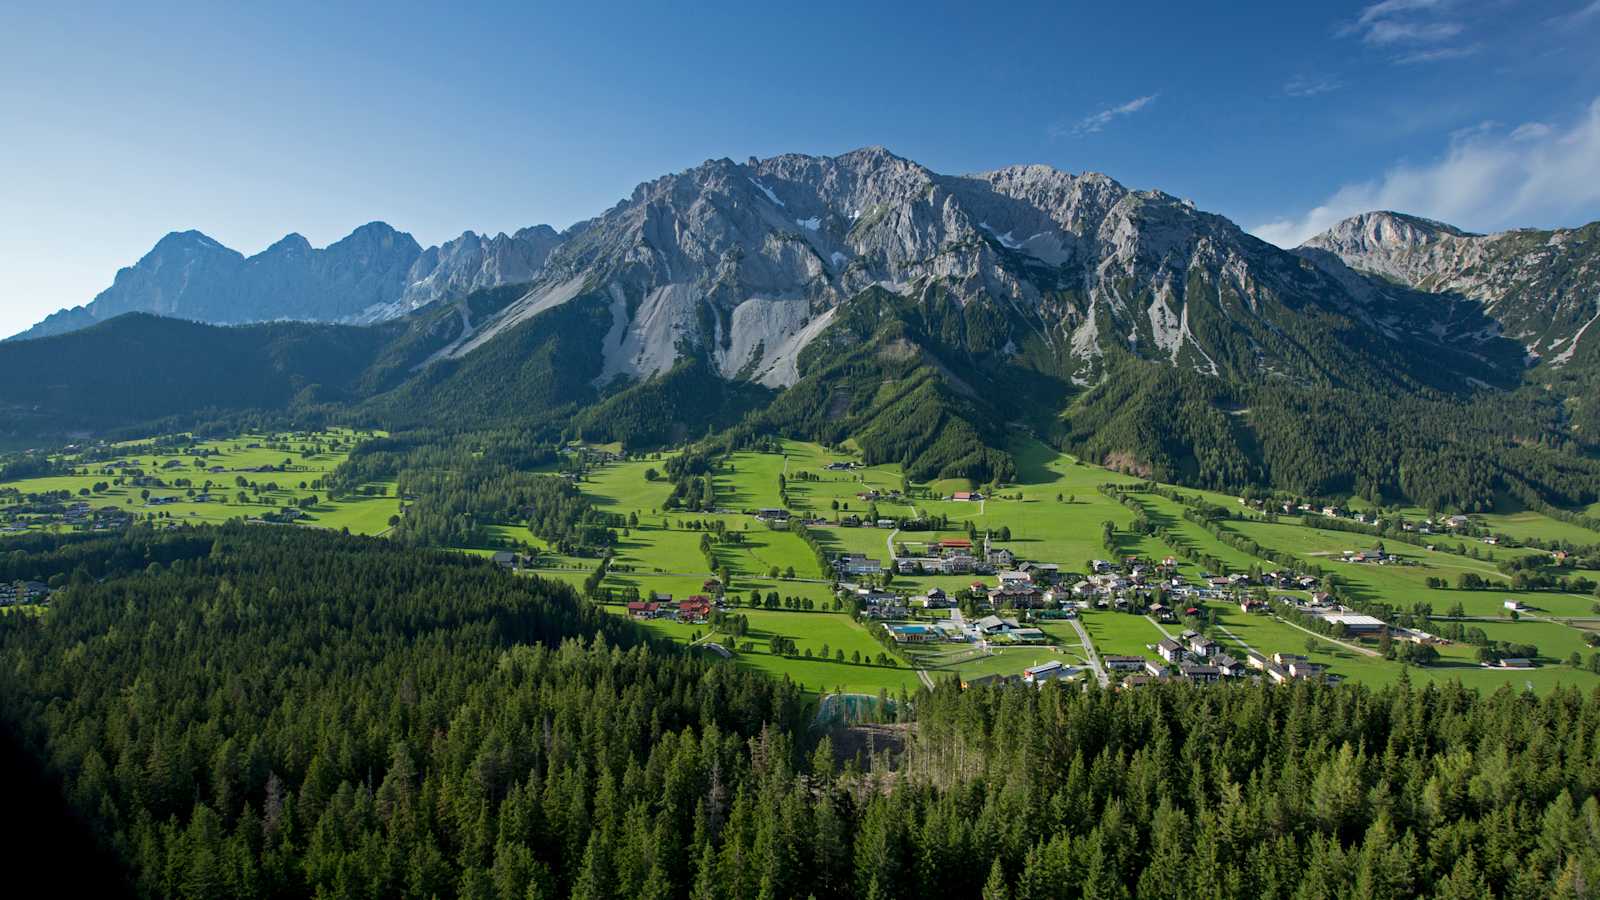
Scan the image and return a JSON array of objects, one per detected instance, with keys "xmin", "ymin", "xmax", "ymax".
[
  {"xmin": 1127, "ymin": 491, "xmax": 1267, "ymax": 574},
  {"xmin": 1475, "ymin": 508, "xmax": 1600, "ymax": 547},
  {"xmin": 1079, "ymin": 610, "xmax": 1167, "ymax": 660}
]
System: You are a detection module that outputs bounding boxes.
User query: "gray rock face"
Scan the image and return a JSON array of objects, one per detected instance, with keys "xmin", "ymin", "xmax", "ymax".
[
  {"xmin": 467, "ymin": 148, "xmax": 1507, "ymax": 388},
  {"xmin": 354, "ymin": 226, "xmax": 566, "ymax": 323},
  {"xmin": 1302, "ymin": 211, "xmax": 1600, "ymax": 365},
  {"xmin": 11, "ymin": 222, "xmax": 564, "ymax": 340}
]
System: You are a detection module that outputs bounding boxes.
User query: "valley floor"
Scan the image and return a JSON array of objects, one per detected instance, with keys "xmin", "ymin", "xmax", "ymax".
[
  {"xmin": 5, "ymin": 429, "xmax": 1599, "ymax": 696},
  {"xmin": 533, "ymin": 435, "xmax": 1600, "ymax": 695}
]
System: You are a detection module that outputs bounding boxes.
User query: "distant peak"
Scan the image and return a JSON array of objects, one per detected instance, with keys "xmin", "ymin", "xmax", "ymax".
[
  {"xmin": 1305, "ymin": 211, "xmax": 1475, "ymax": 250},
  {"xmin": 265, "ymin": 232, "xmax": 312, "ymax": 254},
  {"xmin": 350, "ymin": 220, "xmax": 401, "ymax": 236},
  {"xmin": 152, "ymin": 230, "xmax": 229, "ymax": 252},
  {"xmin": 513, "ymin": 224, "xmax": 560, "ymax": 241},
  {"xmin": 331, "ymin": 221, "xmax": 421, "ymax": 254}
]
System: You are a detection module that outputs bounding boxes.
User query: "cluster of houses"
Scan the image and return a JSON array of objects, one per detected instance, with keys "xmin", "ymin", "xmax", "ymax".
[
  {"xmin": 1252, "ymin": 497, "xmax": 1478, "ymax": 536},
  {"xmin": 1245, "ymin": 650, "xmax": 1340, "ymax": 684},
  {"xmin": 3, "ymin": 581, "xmax": 51, "ymax": 606},
  {"xmin": 893, "ymin": 536, "xmax": 1021, "ymax": 576},
  {"xmin": 850, "ymin": 585, "xmax": 908, "ymax": 619},
  {"xmin": 1106, "ymin": 637, "xmax": 1341, "ymax": 687},
  {"xmin": 2, "ymin": 499, "xmax": 133, "ymax": 534},
  {"xmin": 884, "ymin": 613, "xmax": 1049, "ymax": 647},
  {"xmin": 626, "ymin": 592, "xmax": 715, "ymax": 623},
  {"xmin": 1102, "ymin": 630, "xmax": 1240, "ymax": 686}
]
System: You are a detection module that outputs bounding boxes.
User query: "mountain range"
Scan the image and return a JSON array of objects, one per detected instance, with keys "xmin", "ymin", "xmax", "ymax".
[
  {"xmin": 4, "ymin": 147, "xmax": 1598, "ymax": 511},
  {"xmin": 9, "ymin": 223, "xmax": 564, "ymax": 341}
]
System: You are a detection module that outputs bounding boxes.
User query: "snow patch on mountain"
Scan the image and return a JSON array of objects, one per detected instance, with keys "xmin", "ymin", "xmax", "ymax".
[{"xmin": 749, "ymin": 178, "xmax": 784, "ymax": 206}]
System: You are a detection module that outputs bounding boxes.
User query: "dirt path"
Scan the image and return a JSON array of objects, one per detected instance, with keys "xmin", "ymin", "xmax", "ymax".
[{"xmin": 1215, "ymin": 623, "xmax": 1258, "ymax": 656}]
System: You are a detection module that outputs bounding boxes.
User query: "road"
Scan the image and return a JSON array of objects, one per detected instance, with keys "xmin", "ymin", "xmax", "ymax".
[
  {"xmin": 886, "ymin": 527, "xmax": 899, "ymax": 563},
  {"xmin": 1070, "ymin": 616, "xmax": 1110, "ymax": 687}
]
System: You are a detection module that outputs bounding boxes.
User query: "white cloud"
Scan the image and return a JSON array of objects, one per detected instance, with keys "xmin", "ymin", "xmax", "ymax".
[
  {"xmin": 1058, "ymin": 94, "xmax": 1158, "ymax": 138},
  {"xmin": 1341, "ymin": 0, "xmax": 1468, "ymax": 56},
  {"xmin": 1549, "ymin": 0, "xmax": 1600, "ymax": 26},
  {"xmin": 1355, "ymin": 0, "xmax": 1445, "ymax": 27},
  {"xmin": 1393, "ymin": 43, "xmax": 1480, "ymax": 64},
  {"xmin": 1252, "ymin": 98, "xmax": 1600, "ymax": 246},
  {"xmin": 1284, "ymin": 75, "xmax": 1343, "ymax": 98},
  {"xmin": 1511, "ymin": 122, "xmax": 1553, "ymax": 141},
  {"xmin": 1363, "ymin": 19, "xmax": 1463, "ymax": 44}
]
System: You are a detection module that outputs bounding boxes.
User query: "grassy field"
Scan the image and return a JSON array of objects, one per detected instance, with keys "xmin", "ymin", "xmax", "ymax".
[
  {"xmin": 1222, "ymin": 519, "xmax": 1597, "ymax": 617},
  {"xmin": 1080, "ymin": 611, "xmax": 1167, "ymax": 660},
  {"xmin": 1475, "ymin": 508, "xmax": 1600, "ymax": 546},
  {"xmin": 1127, "ymin": 492, "xmax": 1266, "ymax": 574},
  {"xmin": 599, "ymin": 603, "xmax": 923, "ymax": 695},
  {"xmin": 0, "ymin": 429, "xmax": 398, "ymax": 536}
]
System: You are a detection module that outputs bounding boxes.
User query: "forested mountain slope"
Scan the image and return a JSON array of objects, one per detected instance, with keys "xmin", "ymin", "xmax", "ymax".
[{"xmin": 0, "ymin": 314, "xmax": 399, "ymax": 440}]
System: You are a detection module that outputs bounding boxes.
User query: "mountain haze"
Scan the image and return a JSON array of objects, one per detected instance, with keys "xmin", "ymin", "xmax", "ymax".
[{"xmin": 10, "ymin": 223, "xmax": 565, "ymax": 341}]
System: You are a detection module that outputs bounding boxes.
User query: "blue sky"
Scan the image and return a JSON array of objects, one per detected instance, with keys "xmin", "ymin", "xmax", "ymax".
[{"xmin": 2, "ymin": 0, "xmax": 1599, "ymax": 336}]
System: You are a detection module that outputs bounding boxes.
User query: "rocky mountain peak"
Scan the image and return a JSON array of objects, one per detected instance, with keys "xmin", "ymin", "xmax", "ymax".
[
  {"xmin": 148, "ymin": 230, "xmax": 240, "ymax": 260},
  {"xmin": 263, "ymin": 233, "xmax": 313, "ymax": 256},
  {"xmin": 446, "ymin": 147, "xmax": 1516, "ymax": 396},
  {"xmin": 1302, "ymin": 211, "xmax": 1600, "ymax": 364},
  {"xmin": 1304, "ymin": 211, "xmax": 1472, "ymax": 256}
]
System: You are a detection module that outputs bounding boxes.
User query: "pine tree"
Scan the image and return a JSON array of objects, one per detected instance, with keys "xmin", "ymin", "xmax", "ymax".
[{"xmin": 982, "ymin": 858, "xmax": 1012, "ymax": 900}]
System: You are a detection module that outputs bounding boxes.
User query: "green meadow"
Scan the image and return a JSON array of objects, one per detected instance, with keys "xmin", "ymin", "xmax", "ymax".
[
  {"xmin": 0, "ymin": 429, "xmax": 399, "ymax": 536},
  {"xmin": 598, "ymin": 603, "xmax": 923, "ymax": 695}
]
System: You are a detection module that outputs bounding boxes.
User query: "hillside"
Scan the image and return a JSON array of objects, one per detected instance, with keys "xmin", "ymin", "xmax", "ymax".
[{"xmin": 0, "ymin": 314, "xmax": 400, "ymax": 440}]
